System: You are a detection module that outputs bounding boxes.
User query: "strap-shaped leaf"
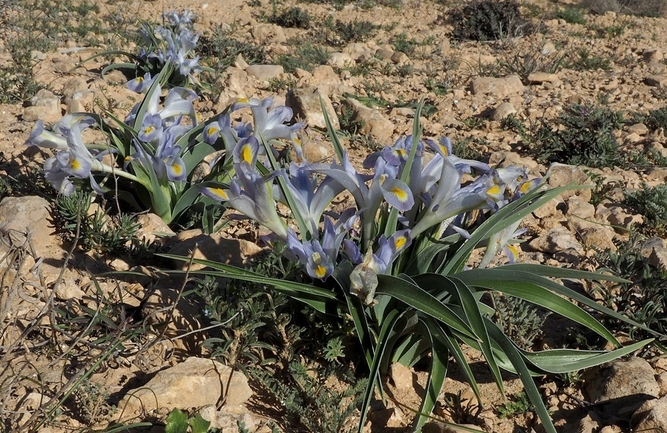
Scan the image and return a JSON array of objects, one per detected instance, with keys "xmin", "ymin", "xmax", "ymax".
[
  {"xmin": 443, "ymin": 185, "xmax": 582, "ymax": 274},
  {"xmin": 413, "ymin": 274, "xmax": 505, "ymax": 394},
  {"xmin": 158, "ymin": 254, "xmax": 339, "ymax": 313},
  {"xmin": 376, "ymin": 274, "xmax": 477, "ymax": 341},
  {"xmin": 485, "ymin": 319, "xmax": 557, "ymax": 433},
  {"xmin": 456, "ymin": 268, "xmax": 620, "ymax": 345},
  {"xmin": 411, "ymin": 317, "xmax": 448, "ymax": 432},
  {"xmin": 357, "ymin": 309, "xmax": 404, "ymax": 433}
]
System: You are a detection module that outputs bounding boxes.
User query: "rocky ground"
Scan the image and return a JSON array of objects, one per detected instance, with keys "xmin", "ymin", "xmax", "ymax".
[{"xmin": 2, "ymin": 0, "xmax": 667, "ymax": 432}]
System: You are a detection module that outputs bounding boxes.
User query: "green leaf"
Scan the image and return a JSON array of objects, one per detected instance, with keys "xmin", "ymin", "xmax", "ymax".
[
  {"xmin": 170, "ymin": 180, "xmax": 228, "ymax": 223},
  {"xmin": 165, "ymin": 409, "xmax": 189, "ymax": 433},
  {"xmin": 485, "ymin": 321, "xmax": 557, "ymax": 433},
  {"xmin": 159, "ymin": 254, "xmax": 339, "ymax": 313},
  {"xmin": 376, "ymin": 274, "xmax": 477, "ymax": 340},
  {"xmin": 320, "ymin": 96, "xmax": 346, "ymax": 164},
  {"xmin": 411, "ymin": 317, "xmax": 448, "ymax": 432},
  {"xmin": 456, "ymin": 268, "xmax": 620, "ymax": 345},
  {"xmin": 443, "ymin": 185, "xmax": 583, "ymax": 274},
  {"xmin": 189, "ymin": 413, "xmax": 211, "ymax": 433},
  {"xmin": 357, "ymin": 310, "xmax": 404, "ymax": 433}
]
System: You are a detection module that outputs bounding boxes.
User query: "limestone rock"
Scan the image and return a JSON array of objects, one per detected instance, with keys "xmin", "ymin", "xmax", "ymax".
[
  {"xmin": 648, "ymin": 246, "xmax": 667, "ymax": 270},
  {"xmin": 251, "ymin": 23, "xmax": 286, "ymax": 44},
  {"xmin": 0, "ymin": 196, "xmax": 60, "ymax": 259},
  {"xmin": 528, "ymin": 227, "xmax": 582, "ymax": 254},
  {"xmin": 471, "ymin": 75, "xmax": 524, "ymax": 98},
  {"xmin": 546, "ymin": 163, "xmax": 593, "ymax": 202},
  {"xmin": 24, "ymin": 89, "xmax": 61, "ymax": 123},
  {"xmin": 328, "ymin": 52, "xmax": 354, "ymax": 68},
  {"xmin": 117, "ymin": 357, "xmax": 253, "ymax": 422},
  {"xmin": 65, "ymin": 90, "xmax": 95, "ymax": 114},
  {"xmin": 285, "ymin": 87, "xmax": 339, "ymax": 130},
  {"xmin": 527, "ymin": 72, "xmax": 561, "ymax": 85},
  {"xmin": 135, "ymin": 213, "xmax": 175, "ymax": 245},
  {"xmin": 492, "ymin": 102, "xmax": 517, "ymax": 121},
  {"xmin": 342, "ymin": 98, "xmax": 395, "ymax": 143},
  {"xmin": 628, "ymin": 123, "xmax": 649, "ymax": 136},
  {"xmin": 584, "ymin": 358, "xmax": 660, "ymax": 403},
  {"xmin": 390, "ymin": 362, "xmax": 413, "ymax": 390},
  {"xmin": 632, "ymin": 395, "xmax": 667, "ymax": 432},
  {"xmin": 246, "ymin": 64, "xmax": 284, "ymax": 81},
  {"xmin": 168, "ymin": 230, "xmax": 264, "ymax": 271},
  {"xmin": 199, "ymin": 405, "xmax": 259, "ymax": 433}
]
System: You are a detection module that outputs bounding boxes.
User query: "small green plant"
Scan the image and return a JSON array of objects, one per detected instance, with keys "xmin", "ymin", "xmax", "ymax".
[
  {"xmin": 164, "ymin": 409, "xmax": 212, "ymax": 433},
  {"xmin": 566, "ymin": 48, "xmax": 611, "ymax": 71},
  {"xmin": 495, "ymin": 39, "xmax": 566, "ymax": 81},
  {"xmin": 450, "ymin": 0, "xmax": 532, "ymax": 41},
  {"xmin": 501, "ymin": 114, "xmax": 531, "ymax": 144},
  {"xmin": 424, "ymin": 77, "xmax": 450, "ymax": 96},
  {"xmin": 496, "ymin": 391, "xmax": 535, "ymax": 418},
  {"xmin": 268, "ymin": 6, "xmax": 311, "ymax": 29},
  {"xmin": 593, "ymin": 234, "xmax": 667, "ymax": 351},
  {"xmin": 392, "ymin": 32, "xmax": 418, "ymax": 56},
  {"xmin": 252, "ymin": 363, "xmax": 366, "ymax": 433},
  {"xmin": 51, "ymin": 191, "xmax": 149, "ymax": 256},
  {"xmin": 536, "ymin": 102, "xmax": 625, "ymax": 168},
  {"xmin": 624, "ymin": 183, "xmax": 667, "ymax": 236},
  {"xmin": 322, "ymin": 17, "xmax": 379, "ymax": 46},
  {"xmin": 72, "ymin": 379, "xmax": 117, "ymax": 426},
  {"xmin": 555, "ymin": 6, "xmax": 587, "ymax": 24},
  {"xmin": 199, "ymin": 24, "xmax": 267, "ymax": 72},
  {"xmin": 452, "ymin": 137, "xmax": 487, "ymax": 162},
  {"xmin": 276, "ymin": 40, "xmax": 329, "ymax": 73},
  {"xmin": 636, "ymin": 106, "xmax": 667, "ymax": 133},
  {"xmin": 492, "ymin": 294, "xmax": 547, "ymax": 349}
]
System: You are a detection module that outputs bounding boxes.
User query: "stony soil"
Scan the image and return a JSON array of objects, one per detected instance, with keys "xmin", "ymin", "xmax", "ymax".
[{"xmin": 2, "ymin": 0, "xmax": 667, "ymax": 432}]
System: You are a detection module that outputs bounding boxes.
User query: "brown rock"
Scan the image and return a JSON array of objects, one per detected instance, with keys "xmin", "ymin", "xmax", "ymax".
[
  {"xmin": 492, "ymin": 102, "xmax": 517, "ymax": 121},
  {"xmin": 546, "ymin": 163, "xmax": 593, "ymax": 202},
  {"xmin": 632, "ymin": 395, "xmax": 667, "ymax": 432},
  {"xmin": 168, "ymin": 230, "xmax": 264, "ymax": 271},
  {"xmin": 342, "ymin": 97, "xmax": 395, "ymax": 143},
  {"xmin": 117, "ymin": 357, "xmax": 252, "ymax": 422},
  {"xmin": 583, "ymin": 357, "xmax": 659, "ymax": 418},
  {"xmin": 24, "ymin": 89, "xmax": 61, "ymax": 123},
  {"xmin": 285, "ymin": 87, "xmax": 339, "ymax": 130},
  {"xmin": 251, "ymin": 23, "xmax": 286, "ymax": 44},
  {"xmin": 645, "ymin": 75, "xmax": 667, "ymax": 87},
  {"xmin": 527, "ymin": 72, "xmax": 561, "ymax": 85},
  {"xmin": 471, "ymin": 75, "xmax": 524, "ymax": 98},
  {"xmin": 245, "ymin": 64, "xmax": 284, "ymax": 81}
]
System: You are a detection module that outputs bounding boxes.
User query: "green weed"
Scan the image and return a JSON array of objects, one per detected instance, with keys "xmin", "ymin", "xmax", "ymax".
[
  {"xmin": 497, "ymin": 391, "xmax": 535, "ymax": 418},
  {"xmin": 556, "ymin": 6, "xmax": 587, "ymax": 24},
  {"xmin": 449, "ymin": 0, "xmax": 533, "ymax": 41},
  {"xmin": 536, "ymin": 102, "xmax": 624, "ymax": 168},
  {"xmin": 199, "ymin": 25, "xmax": 268, "ymax": 72},
  {"xmin": 624, "ymin": 183, "xmax": 667, "ymax": 236},
  {"xmin": 565, "ymin": 48, "xmax": 611, "ymax": 71}
]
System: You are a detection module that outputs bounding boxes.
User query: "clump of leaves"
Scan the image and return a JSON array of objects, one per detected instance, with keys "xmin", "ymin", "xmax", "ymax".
[
  {"xmin": 565, "ymin": 48, "xmax": 611, "ymax": 71},
  {"xmin": 582, "ymin": 0, "xmax": 667, "ymax": 17},
  {"xmin": 624, "ymin": 183, "xmax": 667, "ymax": 236},
  {"xmin": 322, "ymin": 17, "xmax": 380, "ymax": 46},
  {"xmin": 555, "ymin": 6, "xmax": 587, "ymax": 24},
  {"xmin": 497, "ymin": 391, "xmax": 535, "ymax": 418},
  {"xmin": 199, "ymin": 24, "xmax": 267, "ymax": 72},
  {"xmin": 635, "ymin": 106, "xmax": 667, "ymax": 133},
  {"xmin": 536, "ymin": 102, "xmax": 624, "ymax": 168},
  {"xmin": 492, "ymin": 293, "xmax": 547, "ymax": 349},
  {"xmin": 252, "ymin": 363, "xmax": 365, "ymax": 433},
  {"xmin": 593, "ymin": 234, "xmax": 667, "ymax": 350},
  {"xmin": 450, "ymin": 0, "xmax": 533, "ymax": 41},
  {"xmin": 276, "ymin": 40, "xmax": 328, "ymax": 72},
  {"xmin": 71, "ymin": 379, "xmax": 117, "ymax": 425},
  {"xmin": 268, "ymin": 6, "xmax": 311, "ymax": 29},
  {"xmin": 496, "ymin": 39, "xmax": 566, "ymax": 81},
  {"xmin": 453, "ymin": 137, "xmax": 487, "ymax": 162},
  {"xmin": 50, "ymin": 191, "xmax": 148, "ymax": 256}
]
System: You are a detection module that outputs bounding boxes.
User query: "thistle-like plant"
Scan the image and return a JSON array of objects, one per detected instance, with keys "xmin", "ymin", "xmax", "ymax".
[
  {"xmin": 25, "ymin": 66, "xmax": 301, "ymax": 229},
  {"xmin": 161, "ymin": 101, "xmax": 655, "ymax": 433}
]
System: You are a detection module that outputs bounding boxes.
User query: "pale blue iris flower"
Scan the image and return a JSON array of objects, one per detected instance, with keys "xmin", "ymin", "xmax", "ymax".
[{"xmin": 203, "ymin": 161, "xmax": 288, "ymax": 239}]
